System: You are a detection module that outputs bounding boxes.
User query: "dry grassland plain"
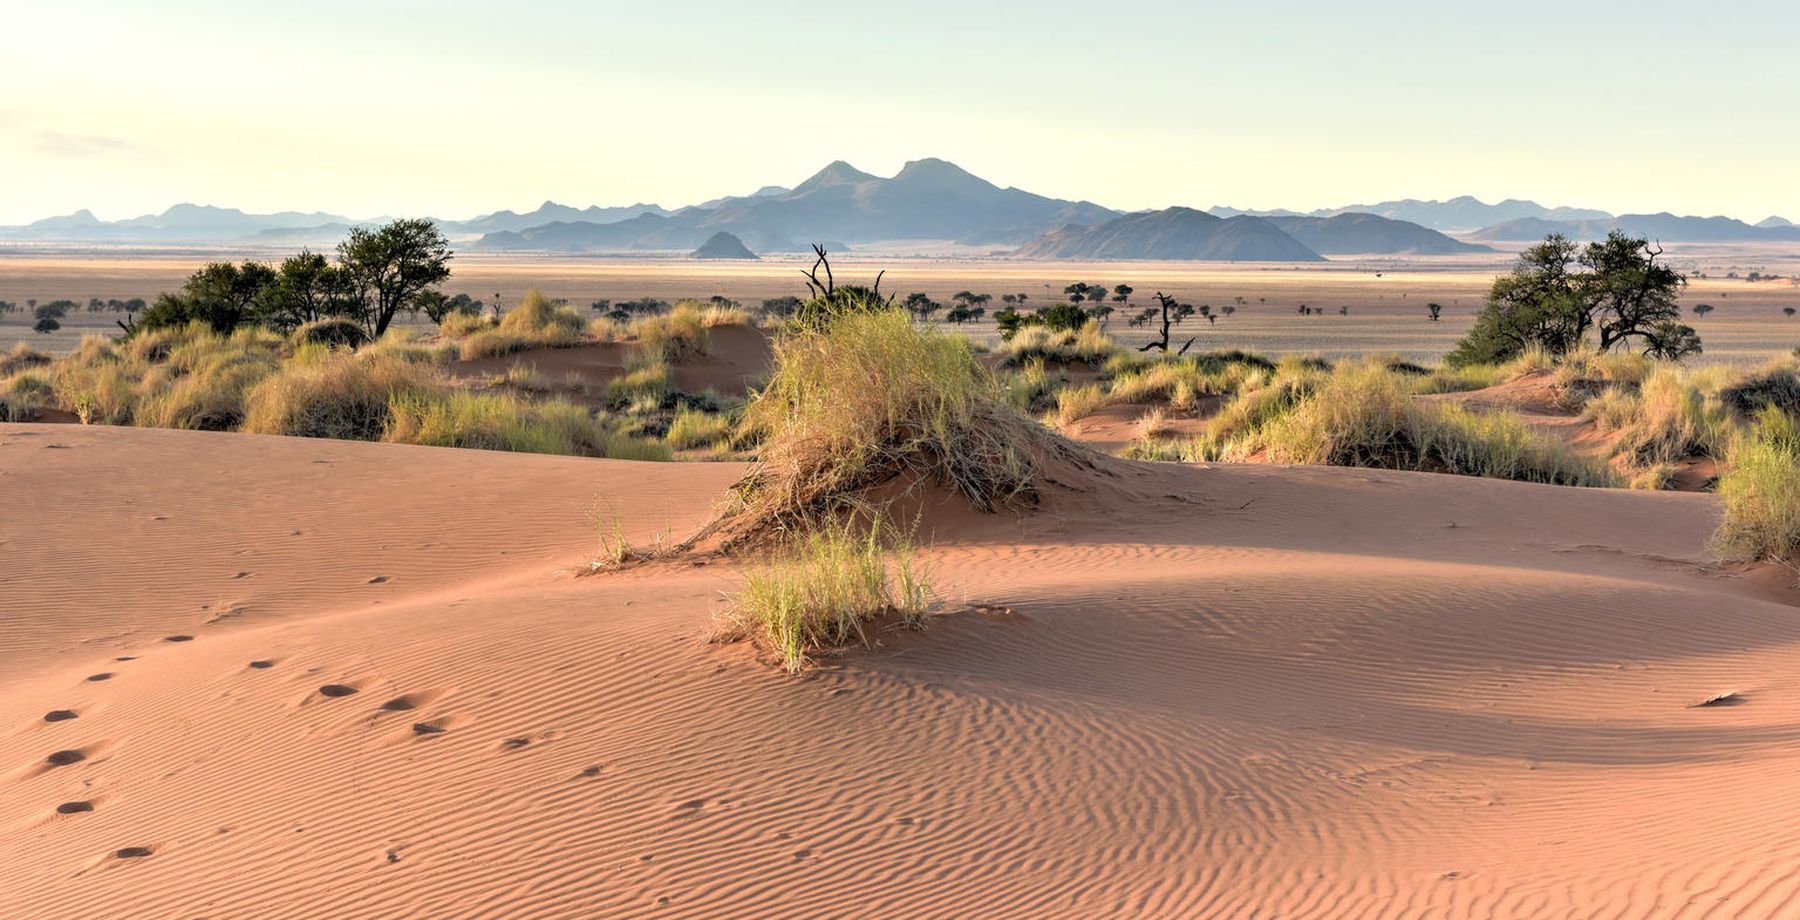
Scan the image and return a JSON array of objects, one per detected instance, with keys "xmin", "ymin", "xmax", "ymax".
[{"xmin": 4, "ymin": 244, "xmax": 1798, "ymax": 363}]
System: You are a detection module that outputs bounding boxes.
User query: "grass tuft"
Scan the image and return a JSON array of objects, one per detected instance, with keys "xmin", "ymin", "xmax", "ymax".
[{"xmin": 716, "ymin": 515, "xmax": 931, "ymax": 673}]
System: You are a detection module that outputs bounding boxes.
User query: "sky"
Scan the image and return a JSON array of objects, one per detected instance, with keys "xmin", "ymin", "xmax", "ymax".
[{"xmin": 2, "ymin": 0, "xmax": 1796, "ymax": 225}]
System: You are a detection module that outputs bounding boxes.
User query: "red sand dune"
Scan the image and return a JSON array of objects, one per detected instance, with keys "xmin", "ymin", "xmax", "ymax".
[{"xmin": 4, "ymin": 422, "xmax": 1799, "ymax": 917}]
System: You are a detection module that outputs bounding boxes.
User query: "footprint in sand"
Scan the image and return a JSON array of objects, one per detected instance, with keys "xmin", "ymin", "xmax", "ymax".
[
  {"xmin": 367, "ymin": 576, "xmax": 389, "ymax": 585},
  {"xmin": 318, "ymin": 684, "xmax": 360, "ymax": 698},
  {"xmin": 57, "ymin": 801, "xmax": 94, "ymax": 815},
  {"xmin": 164, "ymin": 635, "xmax": 194, "ymax": 643},
  {"xmin": 114, "ymin": 847, "xmax": 153, "ymax": 859},
  {"xmin": 411, "ymin": 722, "xmax": 447, "ymax": 735},
  {"xmin": 86, "ymin": 673, "xmax": 113, "ymax": 682},
  {"xmin": 377, "ymin": 689, "xmax": 448, "ymax": 712},
  {"xmin": 46, "ymin": 750, "xmax": 87, "ymax": 767},
  {"xmin": 43, "ymin": 710, "xmax": 78, "ymax": 723},
  {"xmin": 114, "ymin": 656, "xmax": 136, "ymax": 662},
  {"xmin": 248, "ymin": 660, "xmax": 274, "ymax": 669}
]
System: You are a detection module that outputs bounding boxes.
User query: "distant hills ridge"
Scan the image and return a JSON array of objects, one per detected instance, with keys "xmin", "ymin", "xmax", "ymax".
[{"xmin": 4, "ymin": 159, "xmax": 1796, "ymax": 258}]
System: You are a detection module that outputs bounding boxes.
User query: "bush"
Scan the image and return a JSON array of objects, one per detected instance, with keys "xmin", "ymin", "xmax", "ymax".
[
  {"xmin": 292, "ymin": 317, "xmax": 370, "ymax": 350},
  {"xmin": 1711, "ymin": 407, "xmax": 1800, "ymax": 563},
  {"xmin": 995, "ymin": 320, "xmax": 1118, "ymax": 366},
  {"xmin": 1719, "ymin": 362, "xmax": 1800, "ymax": 421},
  {"xmin": 717, "ymin": 516, "xmax": 930, "ymax": 673}
]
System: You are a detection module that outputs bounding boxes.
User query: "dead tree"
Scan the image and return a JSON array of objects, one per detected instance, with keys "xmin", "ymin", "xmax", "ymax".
[{"xmin": 1139, "ymin": 292, "xmax": 1197, "ymax": 354}]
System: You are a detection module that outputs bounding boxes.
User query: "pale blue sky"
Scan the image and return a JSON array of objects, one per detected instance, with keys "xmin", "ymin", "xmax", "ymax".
[{"xmin": 2, "ymin": 0, "xmax": 1794, "ymax": 224}]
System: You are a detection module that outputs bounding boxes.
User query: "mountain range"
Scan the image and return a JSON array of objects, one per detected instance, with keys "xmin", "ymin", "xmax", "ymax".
[
  {"xmin": 3, "ymin": 160, "xmax": 1795, "ymax": 258},
  {"xmin": 1469, "ymin": 213, "xmax": 1800, "ymax": 243},
  {"xmin": 1012, "ymin": 208, "xmax": 1325, "ymax": 261},
  {"xmin": 474, "ymin": 158, "xmax": 1119, "ymax": 253}
]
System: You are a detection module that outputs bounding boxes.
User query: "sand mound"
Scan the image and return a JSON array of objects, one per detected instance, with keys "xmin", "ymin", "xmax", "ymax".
[{"xmin": 6, "ymin": 424, "xmax": 1800, "ymax": 917}]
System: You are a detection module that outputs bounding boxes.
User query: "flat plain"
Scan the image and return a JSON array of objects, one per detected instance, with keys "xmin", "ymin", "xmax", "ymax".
[{"xmin": 5, "ymin": 244, "xmax": 1799, "ymax": 362}]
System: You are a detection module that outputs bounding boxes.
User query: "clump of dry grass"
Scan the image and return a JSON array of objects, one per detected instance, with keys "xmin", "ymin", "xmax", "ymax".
[
  {"xmin": 242, "ymin": 351, "xmax": 442, "ymax": 441},
  {"xmin": 456, "ymin": 290, "xmax": 586, "ymax": 360},
  {"xmin": 1548, "ymin": 348, "xmax": 1654, "ymax": 410},
  {"xmin": 996, "ymin": 320, "xmax": 1118, "ymax": 367},
  {"xmin": 0, "ymin": 342, "xmax": 51, "ymax": 378},
  {"xmin": 700, "ymin": 308, "xmax": 1084, "ymax": 544},
  {"xmin": 714, "ymin": 514, "xmax": 932, "ymax": 673},
  {"xmin": 630, "ymin": 302, "xmax": 710, "ymax": 363},
  {"xmin": 1605, "ymin": 366, "xmax": 1731, "ymax": 466}
]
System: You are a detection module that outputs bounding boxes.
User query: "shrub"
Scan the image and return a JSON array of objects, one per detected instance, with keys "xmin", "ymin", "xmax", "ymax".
[
  {"xmin": 243, "ymin": 352, "xmax": 441, "ymax": 440},
  {"xmin": 717, "ymin": 516, "xmax": 930, "ymax": 673},
  {"xmin": 1719, "ymin": 362, "xmax": 1800, "ymax": 420},
  {"xmin": 1711, "ymin": 407, "xmax": 1800, "ymax": 563},
  {"xmin": 995, "ymin": 320, "xmax": 1118, "ymax": 366},
  {"xmin": 292, "ymin": 317, "xmax": 369, "ymax": 350}
]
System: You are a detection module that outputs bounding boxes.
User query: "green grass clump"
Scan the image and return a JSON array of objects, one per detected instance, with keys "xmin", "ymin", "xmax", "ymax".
[
  {"xmin": 385, "ymin": 391, "xmax": 600, "ymax": 454},
  {"xmin": 666, "ymin": 404, "xmax": 733, "ymax": 450},
  {"xmin": 1201, "ymin": 363, "xmax": 1609, "ymax": 485},
  {"xmin": 1711, "ymin": 407, "xmax": 1800, "ymax": 564},
  {"xmin": 718, "ymin": 516, "xmax": 931, "ymax": 673},
  {"xmin": 607, "ymin": 357, "xmax": 671, "ymax": 410}
]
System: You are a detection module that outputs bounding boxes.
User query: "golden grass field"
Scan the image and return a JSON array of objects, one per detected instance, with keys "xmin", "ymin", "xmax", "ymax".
[{"xmin": 3, "ymin": 245, "xmax": 1798, "ymax": 362}]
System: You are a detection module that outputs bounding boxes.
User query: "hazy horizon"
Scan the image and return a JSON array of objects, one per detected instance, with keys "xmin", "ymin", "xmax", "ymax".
[{"xmin": 5, "ymin": 0, "xmax": 1797, "ymax": 225}]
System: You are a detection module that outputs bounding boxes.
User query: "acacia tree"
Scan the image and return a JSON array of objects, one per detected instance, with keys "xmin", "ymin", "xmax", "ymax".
[
  {"xmin": 1427, "ymin": 302, "xmax": 1443, "ymax": 322},
  {"xmin": 338, "ymin": 218, "xmax": 453, "ymax": 337},
  {"xmin": 1448, "ymin": 232, "xmax": 1695, "ymax": 365}
]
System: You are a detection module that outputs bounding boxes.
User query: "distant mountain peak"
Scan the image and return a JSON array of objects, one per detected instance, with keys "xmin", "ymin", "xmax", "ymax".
[
  {"xmin": 794, "ymin": 160, "xmax": 879, "ymax": 193},
  {"xmin": 1757, "ymin": 215, "xmax": 1794, "ymax": 229}
]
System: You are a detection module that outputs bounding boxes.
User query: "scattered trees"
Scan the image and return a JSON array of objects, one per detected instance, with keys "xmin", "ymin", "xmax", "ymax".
[{"xmin": 120, "ymin": 220, "xmax": 456, "ymax": 340}]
